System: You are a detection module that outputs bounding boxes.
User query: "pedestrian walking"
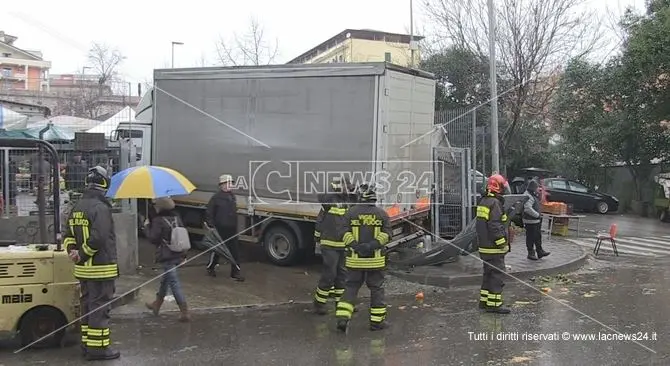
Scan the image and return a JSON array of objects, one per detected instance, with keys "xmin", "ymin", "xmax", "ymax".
[
  {"xmin": 335, "ymin": 184, "xmax": 393, "ymax": 332},
  {"xmin": 144, "ymin": 197, "xmax": 191, "ymax": 322},
  {"xmin": 523, "ymin": 179, "xmax": 551, "ymax": 260},
  {"xmin": 205, "ymin": 174, "xmax": 244, "ymax": 281},
  {"xmin": 312, "ymin": 177, "xmax": 354, "ymax": 315},
  {"xmin": 476, "ymin": 174, "xmax": 512, "ymax": 314},
  {"xmin": 63, "ymin": 166, "xmax": 120, "ymax": 360}
]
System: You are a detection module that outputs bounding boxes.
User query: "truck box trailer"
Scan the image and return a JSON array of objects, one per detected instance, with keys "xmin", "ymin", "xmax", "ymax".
[{"xmin": 120, "ymin": 62, "xmax": 437, "ymax": 266}]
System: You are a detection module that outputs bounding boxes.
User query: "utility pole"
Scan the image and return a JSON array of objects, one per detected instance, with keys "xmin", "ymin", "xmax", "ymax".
[
  {"xmin": 409, "ymin": 0, "xmax": 415, "ymax": 68},
  {"xmin": 487, "ymin": 0, "xmax": 500, "ymax": 173},
  {"xmin": 171, "ymin": 41, "xmax": 184, "ymax": 68}
]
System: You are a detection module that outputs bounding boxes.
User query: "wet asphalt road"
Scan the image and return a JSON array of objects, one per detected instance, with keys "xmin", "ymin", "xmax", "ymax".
[
  {"xmin": 1, "ymin": 256, "xmax": 669, "ymax": 365},
  {"xmin": 578, "ymin": 213, "xmax": 670, "ymax": 237}
]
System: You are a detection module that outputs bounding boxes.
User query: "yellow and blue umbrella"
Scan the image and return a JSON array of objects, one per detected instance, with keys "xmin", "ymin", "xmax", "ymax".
[{"xmin": 106, "ymin": 165, "xmax": 196, "ymax": 199}]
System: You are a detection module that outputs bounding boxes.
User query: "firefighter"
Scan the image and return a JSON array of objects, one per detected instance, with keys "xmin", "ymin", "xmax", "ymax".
[
  {"xmin": 335, "ymin": 184, "xmax": 393, "ymax": 332},
  {"xmin": 476, "ymin": 173, "xmax": 512, "ymax": 314},
  {"xmin": 64, "ymin": 166, "xmax": 120, "ymax": 361},
  {"xmin": 312, "ymin": 177, "xmax": 354, "ymax": 315}
]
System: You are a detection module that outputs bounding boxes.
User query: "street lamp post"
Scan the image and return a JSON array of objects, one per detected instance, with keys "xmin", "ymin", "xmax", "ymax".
[
  {"xmin": 487, "ymin": 0, "xmax": 500, "ymax": 174},
  {"xmin": 171, "ymin": 41, "xmax": 184, "ymax": 68},
  {"xmin": 81, "ymin": 66, "xmax": 91, "ymax": 84}
]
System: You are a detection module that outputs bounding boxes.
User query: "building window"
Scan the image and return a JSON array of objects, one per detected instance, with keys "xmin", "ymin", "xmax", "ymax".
[
  {"xmin": 1, "ymin": 53, "xmax": 10, "ymax": 58},
  {"xmin": 384, "ymin": 52, "xmax": 392, "ymax": 62},
  {"xmin": 1, "ymin": 68, "xmax": 11, "ymax": 77}
]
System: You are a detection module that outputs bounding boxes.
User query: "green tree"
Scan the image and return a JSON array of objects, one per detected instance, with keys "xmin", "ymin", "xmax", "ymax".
[
  {"xmin": 421, "ymin": 47, "xmax": 490, "ymax": 110},
  {"xmin": 553, "ymin": 0, "xmax": 670, "ymax": 200}
]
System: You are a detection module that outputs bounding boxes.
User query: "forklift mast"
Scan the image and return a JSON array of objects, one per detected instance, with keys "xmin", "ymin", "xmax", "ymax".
[{"xmin": 0, "ymin": 137, "xmax": 62, "ymax": 248}]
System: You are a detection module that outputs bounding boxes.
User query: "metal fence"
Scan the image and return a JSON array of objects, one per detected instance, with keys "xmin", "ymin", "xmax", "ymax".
[
  {"xmin": 433, "ymin": 108, "xmax": 480, "ymax": 237},
  {"xmin": 0, "ymin": 143, "xmax": 122, "ymax": 219},
  {"xmin": 432, "ymin": 147, "xmax": 471, "ymax": 238}
]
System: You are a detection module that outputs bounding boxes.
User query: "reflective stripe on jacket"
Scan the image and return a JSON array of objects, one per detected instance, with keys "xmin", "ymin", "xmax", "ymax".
[
  {"xmin": 64, "ymin": 189, "xmax": 118, "ymax": 280},
  {"xmin": 314, "ymin": 193, "xmax": 351, "ymax": 249},
  {"xmin": 342, "ymin": 204, "xmax": 392, "ymax": 270},
  {"xmin": 475, "ymin": 193, "xmax": 509, "ymax": 256}
]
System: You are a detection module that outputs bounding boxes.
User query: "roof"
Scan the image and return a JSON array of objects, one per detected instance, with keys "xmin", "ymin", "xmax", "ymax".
[
  {"xmin": 155, "ymin": 62, "xmax": 435, "ymax": 81},
  {"xmin": 287, "ymin": 29, "xmax": 425, "ymax": 64},
  {"xmin": 87, "ymin": 106, "xmax": 136, "ymax": 136},
  {"xmin": 28, "ymin": 115, "xmax": 101, "ymax": 132},
  {"xmin": 0, "ymin": 34, "xmax": 42, "ymax": 61}
]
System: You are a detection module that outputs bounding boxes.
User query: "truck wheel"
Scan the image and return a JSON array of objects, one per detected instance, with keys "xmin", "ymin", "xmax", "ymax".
[
  {"xmin": 19, "ymin": 306, "xmax": 66, "ymax": 349},
  {"xmin": 263, "ymin": 225, "xmax": 300, "ymax": 266}
]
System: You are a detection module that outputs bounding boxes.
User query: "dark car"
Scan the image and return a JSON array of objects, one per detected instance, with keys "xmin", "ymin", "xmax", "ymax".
[{"xmin": 543, "ymin": 177, "xmax": 619, "ymax": 214}]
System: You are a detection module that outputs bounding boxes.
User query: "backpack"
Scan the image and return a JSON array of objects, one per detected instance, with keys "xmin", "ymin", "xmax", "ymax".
[{"xmin": 162, "ymin": 216, "xmax": 191, "ymax": 253}]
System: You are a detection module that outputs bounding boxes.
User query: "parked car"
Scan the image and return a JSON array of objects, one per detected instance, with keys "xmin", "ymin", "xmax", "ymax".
[{"xmin": 543, "ymin": 177, "xmax": 619, "ymax": 214}]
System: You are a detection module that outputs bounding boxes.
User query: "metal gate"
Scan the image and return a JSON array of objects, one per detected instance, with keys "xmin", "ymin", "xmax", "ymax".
[{"xmin": 432, "ymin": 146, "xmax": 473, "ymax": 238}]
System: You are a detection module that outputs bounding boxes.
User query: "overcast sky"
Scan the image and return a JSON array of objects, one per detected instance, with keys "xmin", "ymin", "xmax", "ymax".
[{"xmin": 2, "ymin": 0, "xmax": 645, "ymax": 87}]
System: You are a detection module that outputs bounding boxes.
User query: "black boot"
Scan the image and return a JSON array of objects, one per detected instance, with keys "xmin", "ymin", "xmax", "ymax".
[
  {"xmin": 80, "ymin": 344, "xmax": 87, "ymax": 357},
  {"xmin": 85, "ymin": 347, "xmax": 120, "ymax": 361},
  {"xmin": 485, "ymin": 305, "xmax": 511, "ymax": 314},
  {"xmin": 479, "ymin": 301, "xmax": 487, "ymax": 310},
  {"xmin": 313, "ymin": 301, "xmax": 328, "ymax": 315},
  {"xmin": 527, "ymin": 250, "xmax": 538, "ymax": 260},
  {"xmin": 336, "ymin": 319, "xmax": 349, "ymax": 332},
  {"xmin": 206, "ymin": 266, "xmax": 217, "ymax": 277},
  {"xmin": 537, "ymin": 248, "xmax": 551, "ymax": 258},
  {"xmin": 370, "ymin": 322, "xmax": 388, "ymax": 331}
]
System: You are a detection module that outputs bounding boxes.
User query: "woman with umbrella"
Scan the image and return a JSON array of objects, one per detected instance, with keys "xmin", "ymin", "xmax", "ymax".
[
  {"xmin": 106, "ymin": 165, "xmax": 199, "ymax": 320},
  {"xmin": 144, "ymin": 197, "xmax": 191, "ymax": 322}
]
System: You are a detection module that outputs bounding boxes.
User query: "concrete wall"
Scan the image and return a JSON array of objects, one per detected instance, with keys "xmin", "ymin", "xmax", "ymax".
[{"xmin": 0, "ymin": 212, "xmax": 138, "ymax": 275}]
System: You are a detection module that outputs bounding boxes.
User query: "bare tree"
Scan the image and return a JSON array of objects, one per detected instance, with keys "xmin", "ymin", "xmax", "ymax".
[
  {"xmin": 87, "ymin": 42, "xmax": 125, "ymax": 93},
  {"xmin": 423, "ymin": 0, "xmax": 604, "ymax": 163},
  {"xmin": 215, "ymin": 16, "xmax": 279, "ymax": 66},
  {"xmin": 53, "ymin": 84, "xmax": 103, "ymax": 119}
]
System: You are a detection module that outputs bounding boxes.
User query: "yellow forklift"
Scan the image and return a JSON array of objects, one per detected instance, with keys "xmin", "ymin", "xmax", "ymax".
[{"xmin": 0, "ymin": 137, "xmax": 79, "ymax": 348}]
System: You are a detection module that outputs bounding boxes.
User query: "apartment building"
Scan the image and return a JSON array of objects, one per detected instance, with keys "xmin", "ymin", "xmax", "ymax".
[
  {"xmin": 0, "ymin": 31, "xmax": 51, "ymax": 92},
  {"xmin": 287, "ymin": 29, "xmax": 422, "ymax": 67}
]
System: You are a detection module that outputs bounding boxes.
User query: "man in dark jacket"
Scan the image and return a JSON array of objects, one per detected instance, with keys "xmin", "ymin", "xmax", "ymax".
[
  {"xmin": 476, "ymin": 173, "xmax": 511, "ymax": 314},
  {"xmin": 523, "ymin": 179, "xmax": 551, "ymax": 260},
  {"xmin": 63, "ymin": 166, "xmax": 120, "ymax": 361},
  {"xmin": 144, "ymin": 197, "xmax": 190, "ymax": 322},
  {"xmin": 312, "ymin": 177, "xmax": 355, "ymax": 315},
  {"xmin": 205, "ymin": 174, "xmax": 244, "ymax": 281}
]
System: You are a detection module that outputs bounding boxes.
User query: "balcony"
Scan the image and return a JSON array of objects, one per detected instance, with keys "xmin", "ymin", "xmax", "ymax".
[
  {"xmin": 0, "ymin": 56, "xmax": 51, "ymax": 69},
  {"xmin": 0, "ymin": 72, "xmax": 26, "ymax": 81}
]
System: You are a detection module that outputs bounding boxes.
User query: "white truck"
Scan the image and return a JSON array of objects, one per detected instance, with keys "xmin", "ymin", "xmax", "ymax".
[{"xmin": 115, "ymin": 63, "xmax": 438, "ymax": 266}]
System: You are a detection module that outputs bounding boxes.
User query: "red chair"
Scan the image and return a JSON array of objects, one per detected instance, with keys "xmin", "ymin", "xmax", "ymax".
[{"xmin": 594, "ymin": 223, "xmax": 618, "ymax": 256}]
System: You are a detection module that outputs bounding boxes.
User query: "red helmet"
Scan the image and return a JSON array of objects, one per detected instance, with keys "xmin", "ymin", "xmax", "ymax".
[{"xmin": 487, "ymin": 174, "xmax": 509, "ymax": 194}]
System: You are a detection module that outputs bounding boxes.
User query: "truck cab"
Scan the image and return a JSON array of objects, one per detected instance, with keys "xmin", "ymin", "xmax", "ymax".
[
  {"xmin": 113, "ymin": 88, "xmax": 153, "ymax": 166},
  {"xmin": 113, "ymin": 123, "xmax": 152, "ymax": 166}
]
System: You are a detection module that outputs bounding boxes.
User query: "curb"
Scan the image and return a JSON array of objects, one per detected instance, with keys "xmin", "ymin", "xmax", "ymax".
[
  {"xmin": 389, "ymin": 249, "xmax": 589, "ymax": 289},
  {"xmin": 112, "ymin": 300, "xmax": 314, "ymax": 319}
]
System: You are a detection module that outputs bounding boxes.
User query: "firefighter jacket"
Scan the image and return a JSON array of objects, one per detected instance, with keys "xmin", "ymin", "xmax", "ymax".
[
  {"xmin": 314, "ymin": 193, "xmax": 351, "ymax": 249},
  {"xmin": 342, "ymin": 204, "xmax": 393, "ymax": 270},
  {"xmin": 476, "ymin": 193, "xmax": 509, "ymax": 257},
  {"xmin": 64, "ymin": 189, "xmax": 118, "ymax": 280}
]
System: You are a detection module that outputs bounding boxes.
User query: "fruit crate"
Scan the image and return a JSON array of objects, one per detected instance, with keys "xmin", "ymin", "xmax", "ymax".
[{"xmin": 542, "ymin": 202, "xmax": 567, "ymax": 215}]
